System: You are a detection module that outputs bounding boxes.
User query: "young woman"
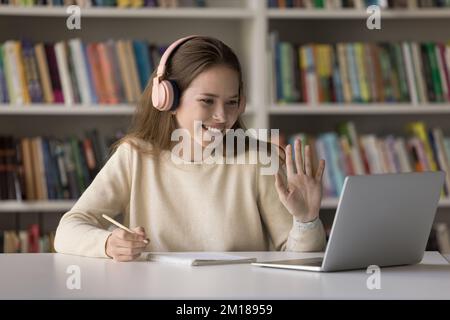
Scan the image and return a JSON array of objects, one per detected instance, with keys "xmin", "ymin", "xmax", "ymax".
[{"xmin": 54, "ymin": 35, "xmax": 327, "ymax": 261}]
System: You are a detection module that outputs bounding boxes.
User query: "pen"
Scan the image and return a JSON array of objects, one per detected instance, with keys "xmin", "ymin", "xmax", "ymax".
[{"xmin": 102, "ymin": 214, "xmax": 149, "ymax": 244}]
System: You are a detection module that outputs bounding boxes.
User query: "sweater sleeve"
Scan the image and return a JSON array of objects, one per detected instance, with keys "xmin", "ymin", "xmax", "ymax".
[
  {"xmin": 256, "ymin": 163, "xmax": 327, "ymax": 252},
  {"xmin": 54, "ymin": 143, "xmax": 132, "ymax": 258}
]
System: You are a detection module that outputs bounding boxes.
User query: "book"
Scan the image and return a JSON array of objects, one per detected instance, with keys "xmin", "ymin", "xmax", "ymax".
[
  {"xmin": 269, "ymin": 37, "xmax": 450, "ymax": 105},
  {"xmin": 286, "ymin": 120, "xmax": 450, "ymax": 198},
  {"xmin": 268, "ymin": 0, "xmax": 450, "ymax": 8},
  {"xmin": 2, "ymin": 228, "xmax": 56, "ymax": 253},
  {"xmin": 54, "ymin": 41, "xmax": 74, "ymax": 105},
  {"xmin": 0, "ymin": 131, "xmax": 121, "ymax": 200},
  {"xmin": 0, "ymin": 0, "xmax": 207, "ymax": 6},
  {"xmin": 146, "ymin": 252, "xmax": 257, "ymax": 266}
]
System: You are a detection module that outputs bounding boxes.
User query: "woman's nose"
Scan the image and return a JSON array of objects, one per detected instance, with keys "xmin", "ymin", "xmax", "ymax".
[{"xmin": 212, "ymin": 105, "xmax": 227, "ymax": 122}]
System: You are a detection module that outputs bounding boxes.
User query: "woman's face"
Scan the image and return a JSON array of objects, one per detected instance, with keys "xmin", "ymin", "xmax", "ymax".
[{"xmin": 174, "ymin": 65, "xmax": 244, "ymax": 148}]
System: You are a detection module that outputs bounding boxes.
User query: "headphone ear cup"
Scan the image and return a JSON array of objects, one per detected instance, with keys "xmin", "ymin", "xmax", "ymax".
[
  {"xmin": 169, "ymin": 80, "xmax": 181, "ymax": 111},
  {"xmin": 152, "ymin": 81, "xmax": 170, "ymax": 111},
  {"xmin": 152, "ymin": 79, "xmax": 180, "ymax": 111},
  {"xmin": 156, "ymin": 80, "xmax": 174, "ymax": 111},
  {"xmin": 151, "ymin": 81, "xmax": 162, "ymax": 109}
]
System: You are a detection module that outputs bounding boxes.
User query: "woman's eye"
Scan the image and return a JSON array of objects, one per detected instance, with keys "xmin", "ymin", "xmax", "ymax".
[
  {"xmin": 199, "ymin": 99, "xmax": 238, "ymax": 107},
  {"xmin": 200, "ymin": 99, "xmax": 213, "ymax": 105}
]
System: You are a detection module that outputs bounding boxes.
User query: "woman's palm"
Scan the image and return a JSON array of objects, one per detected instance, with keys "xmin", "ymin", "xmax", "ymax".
[{"xmin": 275, "ymin": 139, "xmax": 325, "ymax": 222}]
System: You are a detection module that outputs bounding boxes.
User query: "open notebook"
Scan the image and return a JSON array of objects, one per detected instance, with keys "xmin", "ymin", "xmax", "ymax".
[{"xmin": 146, "ymin": 252, "xmax": 257, "ymax": 266}]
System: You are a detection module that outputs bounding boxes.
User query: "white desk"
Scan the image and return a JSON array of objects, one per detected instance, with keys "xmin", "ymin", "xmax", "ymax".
[{"xmin": 1, "ymin": 251, "xmax": 449, "ymax": 299}]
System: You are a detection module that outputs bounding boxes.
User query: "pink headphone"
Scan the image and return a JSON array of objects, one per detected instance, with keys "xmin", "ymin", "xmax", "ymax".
[{"xmin": 151, "ymin": 35, "xmax": 199, "ymax": 112}]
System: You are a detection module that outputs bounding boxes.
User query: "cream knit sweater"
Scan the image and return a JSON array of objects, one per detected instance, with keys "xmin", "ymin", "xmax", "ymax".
[{"xmin": 54, "ymin": 140, "xmax": 326, "ymax": 258}]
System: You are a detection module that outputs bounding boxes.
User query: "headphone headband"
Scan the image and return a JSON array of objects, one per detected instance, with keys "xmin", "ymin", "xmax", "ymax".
[{"xmin": 156, "ymin": 35, "xmax": 200, "ymax": 79}]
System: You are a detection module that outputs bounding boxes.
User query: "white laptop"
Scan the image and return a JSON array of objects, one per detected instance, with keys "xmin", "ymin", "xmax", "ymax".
[{"xmin": 252, "ymin": 171, "xmax": 445, "ymax": 272}]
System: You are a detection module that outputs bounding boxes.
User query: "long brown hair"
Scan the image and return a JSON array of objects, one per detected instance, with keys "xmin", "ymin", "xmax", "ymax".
[
  {"xmin": 112, "ymin": 36, "xmax": 247, "ymax": 155},
  {"xmin": 112, "ymin": 36, "xmax": 285, "ymax": 163}
]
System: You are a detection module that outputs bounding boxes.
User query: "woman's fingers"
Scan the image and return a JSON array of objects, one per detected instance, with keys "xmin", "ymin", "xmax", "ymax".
[
  {"xmin": 131, "ymin": 226, "xmax": 150, "ymax": 243},
  {"xmin": 294, "ymin": 139, "xmax": 304, "ymax": 175},
  {"xmin": 114, "ymin": 237, "xmax": 148, "ymax": 249},
  {"xmin": 292, "ymin": 140, "xmax": 321, "ymax": 179},
  {"xmin": 291, "ymin": 139, "xmax": 314, "ymax": 177},
  {"xmin": 315, "ymin": 159, "xmax": 326, "ymax": 181},
  {"xmin": 285, "ymin": 144, "xmax": 295, "ymax": 181},
  {"xmin": 132, "ymin": 226, "xmax": 146, "ymax": 236},
  {"xmin": 115, "ymin": 228, "xmax": 146, "ymax": 242},
  {"xmin": 108, "ymin": 240, "xmax": 146, "ymax": 261},
  {"xmin": 305, "ymin": 145, "xmax": 312, "ymax": 177}
]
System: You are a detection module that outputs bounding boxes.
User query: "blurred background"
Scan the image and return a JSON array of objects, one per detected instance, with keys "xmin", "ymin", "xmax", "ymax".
[{"xmin": 0, "ymin": 0, "xmax": 449, "ymax": 255}]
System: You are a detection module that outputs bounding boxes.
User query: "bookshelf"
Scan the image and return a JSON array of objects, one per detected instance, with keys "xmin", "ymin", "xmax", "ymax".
[
  {"xmin": 1, "ymin": 0, "xmax": 450, "ymax": 252},
  {"xmin": 0, "ymin": 0, "xmax": 267, "ymax": 253},
  {"xmin": 269, "ymin": 104, "xmax": 450, "ymax": 115},
  {"xmin": 264, "ymin": 1, "xmax": 450, "ymax": 252},
  {"xmin": 0, "ymin": 104, "xmax": 135, "ymax": 115},
  {"xmin": 0, "ymin": 6, "xmax": 255, "ymax": 18},
  {"xmin": 266, "ymin": 8, "xmax": 450, "ymax": 19},
  {"xmin": 0, "ymin": 200, "xmax": 76, "ymax": 212}
]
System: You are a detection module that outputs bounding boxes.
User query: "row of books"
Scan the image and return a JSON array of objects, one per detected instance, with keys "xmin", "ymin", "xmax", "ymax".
[
  {"xmin": 0, "ymin": 130, "xmax": 124, "ymax": 201},
  {"xmin": 269, "ymin": 34, "xmax": 450, "ymax": 104},
  {"xmin": 0, "ymin": 38, "xmax": 168, "ymax": 105},
  {"xmin": 282, "ymin": 121, "xmax": 450, "ymax": 198},
  {"xmin": 268, "ymin": 0, "xmax": 450, "ymax": 8},
  {"xmin": 0, "ymin": 0, "xmax": 206, "ymax": 7},
  {"xmin": 1, "ymin": 224, "xmax": 56, "ymax": 253}
]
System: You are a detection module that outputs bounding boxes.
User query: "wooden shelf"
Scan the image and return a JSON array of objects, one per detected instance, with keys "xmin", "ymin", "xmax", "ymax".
[
  {"xmin": 5, "ymin": 6, "xmax": 449, "ymax": 20},
  {"xmin": 0, "ymin": 5, "xmax": 254, "ymax": 19},
  {"xmin": 2, "ymin": 198, "xmax": 450, "ymax": 212},
  {"xmin": 5, "ymin": 103, "xmax": 449, "ymax": 116},
  {"xmin": 0, "ymin": 104, "xmax": 136, "ymax": 115},
  {"xmin": 270, "ymin": 104, "xmax": 450, "ymax": 115},
  {"xmin": 0, "ymin": 200, "xmax": 75, "ymax": 212},
  {"xmin": 267, "ymin": 8, "xmax": 450, "ymax": 19}
]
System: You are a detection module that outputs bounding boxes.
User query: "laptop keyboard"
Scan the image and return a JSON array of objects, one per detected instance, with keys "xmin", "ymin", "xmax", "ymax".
[{"xmin": 266, "ymin": 258, "xmax": 323, "ymax": 267}]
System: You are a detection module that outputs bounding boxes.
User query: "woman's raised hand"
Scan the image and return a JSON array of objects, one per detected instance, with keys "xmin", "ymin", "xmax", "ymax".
[{"xmin": 274, "ymin": 138, "xmax": 326, "ymax": 223}]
